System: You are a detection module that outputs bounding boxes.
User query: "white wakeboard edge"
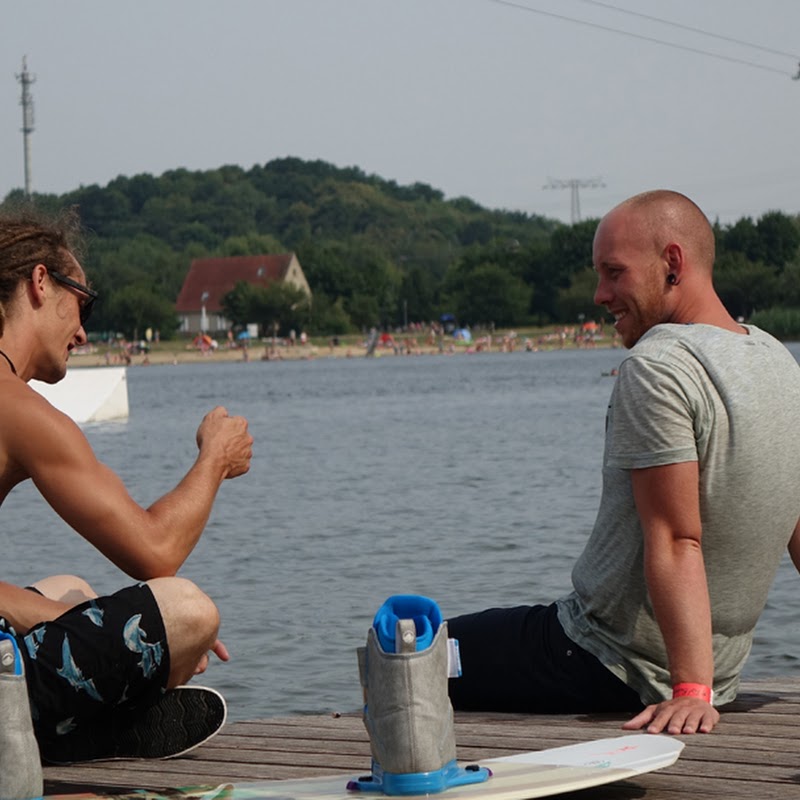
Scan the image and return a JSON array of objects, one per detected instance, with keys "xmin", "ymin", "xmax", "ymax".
[{"xmin": 65, "ymin": 734, "xmax": 682, "ymax": 800}]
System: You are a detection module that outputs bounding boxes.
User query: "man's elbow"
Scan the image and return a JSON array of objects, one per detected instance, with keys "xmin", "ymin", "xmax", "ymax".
[{"xmin": 122, "ymin": 545, "xmax": 183, "ymax": 581}]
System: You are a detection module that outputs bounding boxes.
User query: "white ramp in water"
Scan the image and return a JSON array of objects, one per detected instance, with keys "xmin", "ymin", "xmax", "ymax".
[{"xmin": 31, "ymin": 366, "xmax": 129, "ymax": 423}]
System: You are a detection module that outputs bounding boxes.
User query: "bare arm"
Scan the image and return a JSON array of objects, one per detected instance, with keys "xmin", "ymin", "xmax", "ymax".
[
  {"xmin": 621, "ymin": 461, "xmax": 720, "ymax": 735},
  {"xmin": 9, "ymin": 390, "xmax": 253, "ymax": 580}
]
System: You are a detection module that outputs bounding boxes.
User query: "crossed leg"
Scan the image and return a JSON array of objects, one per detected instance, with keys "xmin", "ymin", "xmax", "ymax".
[{"xmin": 29, "ymin": 574, "xmax": 222, "ymax": 686}]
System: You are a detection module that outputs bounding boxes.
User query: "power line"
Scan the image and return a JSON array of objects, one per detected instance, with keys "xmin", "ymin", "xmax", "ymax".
[
  {"xmin": 489, "ymin": 0, "xmax": 796, "ymax": 78},
  {"xmin": 576, "ymin": 0, "xmax": 799, "ymax": 61}
]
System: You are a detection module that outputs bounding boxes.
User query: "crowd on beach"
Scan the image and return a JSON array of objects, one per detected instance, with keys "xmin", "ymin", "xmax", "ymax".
[{"xmin": 65, "ymin": 319, "xmax": 620, "ymax": 368}]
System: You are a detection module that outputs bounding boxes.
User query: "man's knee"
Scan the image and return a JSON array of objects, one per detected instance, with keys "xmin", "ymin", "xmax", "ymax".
[
  {"xmin": 146, "ymin": 577, "xmax": 219, "ymax": 649},
  {"xmin": 30, "ymin": 575, "xmax": 97, "ymax": 605}
]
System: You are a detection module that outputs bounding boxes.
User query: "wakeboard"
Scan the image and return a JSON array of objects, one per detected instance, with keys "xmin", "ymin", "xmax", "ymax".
[{"xmin": 46, "ymin": 734, "xmax": 683, "ymax": 800}]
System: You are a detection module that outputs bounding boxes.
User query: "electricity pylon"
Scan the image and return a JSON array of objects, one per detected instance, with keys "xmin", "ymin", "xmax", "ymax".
[
  {"xmin": 543, "ymin": 177, "xmax": 605, "ymax": 224},
  {"xmin": 16, "ymin": 56, "xmax": 36, "ymax": 197}
]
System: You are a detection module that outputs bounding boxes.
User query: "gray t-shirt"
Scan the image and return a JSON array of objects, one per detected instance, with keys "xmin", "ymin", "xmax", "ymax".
[{"xmin": 557, "ymin": 323, "xmax": 800, "ymax": 706}]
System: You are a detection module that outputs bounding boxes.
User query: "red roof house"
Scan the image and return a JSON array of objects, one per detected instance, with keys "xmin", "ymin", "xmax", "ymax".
[{"xmin": 175, "ymin": 253, "xmax": 311, "ymax": 334}]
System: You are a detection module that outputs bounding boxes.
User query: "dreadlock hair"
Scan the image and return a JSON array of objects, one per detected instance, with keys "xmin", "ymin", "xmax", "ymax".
[{"xmin": 0, "ymin": 203, "xmax": 85, "ymax": 336}]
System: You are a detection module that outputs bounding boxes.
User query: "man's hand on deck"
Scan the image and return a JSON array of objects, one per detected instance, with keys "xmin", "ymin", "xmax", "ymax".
[{"xmin": 623, "ymin": 697, "xmax": 720, "ymax": 735}]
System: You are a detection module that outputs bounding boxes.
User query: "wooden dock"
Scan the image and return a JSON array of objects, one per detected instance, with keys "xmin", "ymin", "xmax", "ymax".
[{"xmin": 43, "ymin": 677, "xmax": 800, "ymax": 798}]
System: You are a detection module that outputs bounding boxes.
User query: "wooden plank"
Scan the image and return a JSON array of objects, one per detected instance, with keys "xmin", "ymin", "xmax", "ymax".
[{"xmin": 42, "ymin": 677, "xmax": 800, "ymax": 798}]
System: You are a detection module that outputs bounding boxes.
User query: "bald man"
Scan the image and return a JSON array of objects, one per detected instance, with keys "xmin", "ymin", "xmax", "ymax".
[{"xmin": 448, "ymin": 190, "xmax": 800, "ymax": 735}]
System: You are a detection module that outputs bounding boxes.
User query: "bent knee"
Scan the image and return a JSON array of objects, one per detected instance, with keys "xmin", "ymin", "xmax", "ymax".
[
  {"xmin": 31, "ymin": 575, "xmax": 97, "ymax": 605},
  {"xmin": 147, "ymin": 576, "xmax": 220, "ymax": 643}
]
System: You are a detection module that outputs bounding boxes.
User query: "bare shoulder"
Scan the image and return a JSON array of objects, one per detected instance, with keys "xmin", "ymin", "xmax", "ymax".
[
  {"xmin": 2, "ymin": 374, "xmax": 73, "ymax": 425},
  {"xmin": 0, "ymin": 376, "xmax": 93, "ymax": 478}
]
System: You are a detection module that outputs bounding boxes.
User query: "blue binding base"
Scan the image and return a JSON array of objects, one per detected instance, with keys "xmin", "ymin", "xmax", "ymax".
[
  {"xmin": 0, "ymin": 631, "xmax": 23, "ymax": 675},
  {"xmin": 346, "ymin": 759, "xmax": 491, "ymax": 795}
]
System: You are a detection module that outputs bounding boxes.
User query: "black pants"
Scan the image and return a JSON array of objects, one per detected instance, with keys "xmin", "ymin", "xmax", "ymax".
[{"xmin": 447, "ymin": 603, "xmax": 643, "ymax": 714}]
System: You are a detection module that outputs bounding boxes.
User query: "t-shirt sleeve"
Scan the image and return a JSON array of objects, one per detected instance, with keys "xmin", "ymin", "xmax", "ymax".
[{"xmin": 606, "ymin": 355, "xmax": 699, "ymax": 470}]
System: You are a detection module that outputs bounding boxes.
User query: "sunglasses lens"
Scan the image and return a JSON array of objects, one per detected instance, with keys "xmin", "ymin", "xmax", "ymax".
[
  {"xmin": 80, "ymin": 297, "xmax": 95, "ymax": 326},
  {"xmin": 49, "ymin": 271, "xmax": 97, "ymax": 326}
]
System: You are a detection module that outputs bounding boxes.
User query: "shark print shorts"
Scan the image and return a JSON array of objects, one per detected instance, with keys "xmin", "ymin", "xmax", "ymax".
[{"xmin": 0, "ymin": 582, "xmax": 171, "ymax": 746}]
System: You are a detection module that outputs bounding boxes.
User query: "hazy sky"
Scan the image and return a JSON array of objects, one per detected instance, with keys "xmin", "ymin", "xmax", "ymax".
[{"xmin": 3, "ymin": 1, "xmax": 799, "ymax": 225}]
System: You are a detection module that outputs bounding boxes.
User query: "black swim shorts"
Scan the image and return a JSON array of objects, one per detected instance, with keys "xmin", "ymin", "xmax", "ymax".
[
  {"xmin": 0, "ymin": 583, "xmax": 171, "ymax": 752},
  {"xmin": 447, "ymin": 602, "xmax": 643, "ymax": 713}
]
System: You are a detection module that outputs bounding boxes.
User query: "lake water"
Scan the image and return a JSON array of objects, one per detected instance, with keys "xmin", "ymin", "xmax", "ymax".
[{"xmin": 3, "ymin": 343, "xmax": 800, "ymax": 721}]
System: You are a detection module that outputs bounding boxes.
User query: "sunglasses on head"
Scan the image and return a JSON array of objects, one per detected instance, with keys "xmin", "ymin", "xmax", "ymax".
[{"xmin": 48, "ymin": 270, "xmax": 98, "ymax": 326}]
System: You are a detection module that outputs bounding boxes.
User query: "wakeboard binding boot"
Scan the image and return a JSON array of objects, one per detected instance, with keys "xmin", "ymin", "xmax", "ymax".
[
  {"xmin": 0, "ymin": 632, "xmax": 43, "ymax": 800},
  {"xmin": 349, "ymin": 595, "xmax": 490, "ymax": 795}
]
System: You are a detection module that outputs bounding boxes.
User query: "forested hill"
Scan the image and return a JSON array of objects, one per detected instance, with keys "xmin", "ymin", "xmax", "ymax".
[
  {"xmin": 4, "ymin": 158, "xmax": 565, "ymax": 336},
  {"xmin": 4, "ymin": 157, "xmax": 800, "ymax": 339}
]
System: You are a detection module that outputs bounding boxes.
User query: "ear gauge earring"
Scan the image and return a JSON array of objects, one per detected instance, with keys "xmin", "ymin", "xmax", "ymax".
[{"xmin": 667, "ymin": 274, "xmax": 678, "ymax": 285}]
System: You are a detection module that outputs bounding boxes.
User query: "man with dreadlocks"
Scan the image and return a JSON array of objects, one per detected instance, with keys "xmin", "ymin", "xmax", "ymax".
[{"xmin": 0, "ymin": 206, "xmax": 253, "ymax": 764}]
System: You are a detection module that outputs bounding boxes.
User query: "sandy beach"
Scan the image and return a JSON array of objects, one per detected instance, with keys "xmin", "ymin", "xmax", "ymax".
[{"xmin": 72, "ymin": 329, "xmax": 617, "ymax": 369}]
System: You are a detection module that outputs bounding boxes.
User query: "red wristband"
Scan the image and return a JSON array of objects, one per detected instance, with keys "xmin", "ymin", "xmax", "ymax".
[{"xmin": 672, "ymin": 682, "xmax": 713, "ymax": 704}]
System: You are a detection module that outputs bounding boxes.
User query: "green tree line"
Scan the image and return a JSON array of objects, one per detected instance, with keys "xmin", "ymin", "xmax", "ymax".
[{"xmin": 4, "ymin": 159, "xmax": 799, "ymax": 339}]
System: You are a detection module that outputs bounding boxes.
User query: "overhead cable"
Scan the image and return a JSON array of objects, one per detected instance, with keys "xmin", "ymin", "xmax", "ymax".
[
  {"xmin": 489, "ymin": 0, "xmax": 796, "ymax": 77},
  {"xmin": 577, "ymin": 0, "xmax": 799, "ymax": 60}
]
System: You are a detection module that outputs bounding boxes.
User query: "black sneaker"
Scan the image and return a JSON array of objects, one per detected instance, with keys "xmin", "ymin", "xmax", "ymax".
[{"xmin": 41, "ymin": 685, "xmax": 227, "ymax": 764}]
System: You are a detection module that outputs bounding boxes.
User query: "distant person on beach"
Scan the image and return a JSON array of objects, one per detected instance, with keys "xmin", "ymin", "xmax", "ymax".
[
  {"xmin": 448, "ymin": 190, "xmax": 800, "ymax": 735},
  {"xmin": 0, "ymin": 207, "xmax": 253, "ymax": 763}
]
